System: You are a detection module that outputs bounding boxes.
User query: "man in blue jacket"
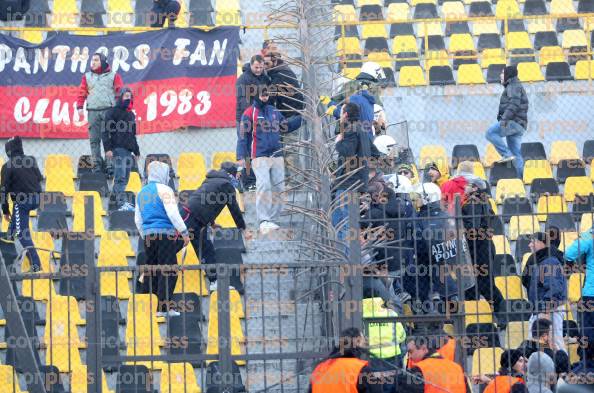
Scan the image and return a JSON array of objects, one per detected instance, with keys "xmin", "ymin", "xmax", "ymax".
[
  {"xmin": 527, "ymin": 232, "xmax": 567, "ymax": 353},
  {"xmin": 237, "ymin": 87, "xmax": 301, "ymax": 233},
  {"xmin": 565, "ymin": 225, "xmax": 594, "ymax": 344}
]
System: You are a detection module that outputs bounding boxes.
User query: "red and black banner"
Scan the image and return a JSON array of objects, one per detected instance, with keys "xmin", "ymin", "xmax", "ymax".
[{"xmin": 0, "ymin": 27, "xmax": 239, "ymax": 138}]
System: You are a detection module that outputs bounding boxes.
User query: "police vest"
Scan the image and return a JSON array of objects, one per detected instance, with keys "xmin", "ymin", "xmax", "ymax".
[
  {"xmin": 362, "ymin": 297, "xmax": 406, "ymax": 359},
  {"xmin": 484, "ymin": 376, "xmax": 524, "ymax": 393},
  {"xmin": 311, "ymin": 357, "xmax": 368, "ymax": 393},
  {"xmin": 85, "ymin": 71, "xmax": 116, "ymax": 110},
  {"xmin": 415, "ymin": 354, "xmax": 466, "ymax": 393}
]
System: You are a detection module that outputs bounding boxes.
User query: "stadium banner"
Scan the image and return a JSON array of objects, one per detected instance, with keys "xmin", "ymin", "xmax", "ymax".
[{"xmin": 0, "ymin": 27, "xmax": 240, "ymax": 138}]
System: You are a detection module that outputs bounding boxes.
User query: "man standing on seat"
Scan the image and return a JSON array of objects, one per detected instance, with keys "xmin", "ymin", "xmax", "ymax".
[
  {"xmin": 102, "ymin": 87, "xmax": 140, "ymax": 212},
  {"xmin": 485, "ymin": 65, "xmax": 528, "ymax": 178},
  {"xmin": 77, "ymin": 52, "xmax": 123, "ymax": 174},
  {"xmin": 0, "ymin": 137, "xmax": 43, "ymax": 272}
]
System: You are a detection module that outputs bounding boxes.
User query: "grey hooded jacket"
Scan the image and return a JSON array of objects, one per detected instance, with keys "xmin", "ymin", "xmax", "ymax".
[{"xmin": 526, "ymin": 352, "xmax": 555, "ymax": 393}]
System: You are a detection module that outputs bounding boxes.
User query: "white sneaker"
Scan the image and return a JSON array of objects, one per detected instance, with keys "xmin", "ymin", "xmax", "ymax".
[
  {"xmin": 209, "ymin": 281, "xmax": 235, "ymax": 292},
  {"xmin": 156, "ymin": 310, "xmax": 180, "ymax": 317},
  {"xmin": 118, "ymin": 202, "xmax": 135, "ymax": 212},
  {"xmin": 259, "ymin": 221, "xmax": 280, "ymax": 231},
  {"xmin": 496, "ymin": 156, "xmax": 515, "ymax": 164}
]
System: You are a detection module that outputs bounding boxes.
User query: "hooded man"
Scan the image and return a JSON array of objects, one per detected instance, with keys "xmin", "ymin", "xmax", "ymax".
[
  {"xmin": 135, "ymin": 161, "xmax": 189, "ymax": 317},
  {"xmin": 102, "ymin": 87, "xmax": 140, "ymax": 211},
  {"xmin": 149, "ymin": 0, "xmax": 181, "ymax": 27},
  {"xmin": 185, "ymin": 162, "xmax": 246, "ymax": 290},
  {"xmin": 77, "ymin": 52, "xmax": 123, "ymax": 174},
  {"xmin": 0, "ymin": 137, "xmax": 43, "ymax": 271},
  {"xmin": 485, "ymin": 65, "xmax": 528, "ymax": 177},
  {"xmin": 526, "ymin": 352, "xmax": 556, "ymax": 393},
  {"xmin": 262, "ymin": 41, "xmax": 304, "ymax": 118},
  {"xmin": 237, "ymin": 87, "xmax": 302, "ymax": 232}
]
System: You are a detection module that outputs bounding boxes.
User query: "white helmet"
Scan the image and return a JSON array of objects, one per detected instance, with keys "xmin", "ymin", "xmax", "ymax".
[
  {"xmin": 385, "ymin": 174, "xmax": 413, "ymax": 194},
  {"xmin": 373, "ymin": 135, "xmax": 396, "ymax": 155},
  {"xmin": 360, "ymin": 61, "xmax": 386, "ymax": 81},
  {"xmin": 413, "ymin": 182, "xmax": 442, "ymax": 205}
]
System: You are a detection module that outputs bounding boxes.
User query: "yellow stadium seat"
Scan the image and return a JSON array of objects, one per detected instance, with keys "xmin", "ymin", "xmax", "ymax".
[
  {"xmin": 521, "ymin": 252, "xmax": 531, "ymax": 273},
  {"xmin": 98, "ymin": 232, "xmax": 133, "ymax": 298},
  {"xmin": 442, "ymin": 1, "xmax": 466, "ymax": 19},
  {"xmin": 24, "ymin": 231, "xmax": 57, "ymax": 273},
  {"xmin": 107, "ymin": 0, "xmax": 133, "ymax": 13},
  {"xmin": 496, "ymin": 0, "xmax": 521, "ymax": 18},
  {"xmin": 0, "ymin": 365, "xmax": 26, "ymax": 392},
  {"xmin": 359, "ymin": 0, "xmax": 383, "ymax": 5},
  {"xmin": 367, "ymin": 52, "xmax": 393, "ymax": 68},
  {"xmin": 126, "ymin": 171, "xmax": 142, "ymax": 194},
  {"xmin": 503, "ymin": 321, "xmax": 531, "ymax": 349},
  {"xmin": 569, "ymin": 342, "xmax": 581, "ymax": 364},
  {"xmin": 518, "ymin": 62, "xmax": 545, "ymax": 82},
  {"xmin": 472, "ymin": 20, "xmax": 499, "ymax": 36},
  {"xmin": 562, "ymin": 29, "xmax": 588, "ymax": 49},
  {"xmin": 419, "ymin": 145, "xmax": 449, "ymax": 175},
  {"xmin": 337, "ymin": 37, "xmax": 362, "ymax": 56},
  {"xmin": 564, "ymin": 176, "xmax": 594, "ymax": 202},
  {"xmin": 178, "ymin": 152, "xmax": 207, "ymax": 190},
  {"xmin": 551, "ymin": 0, "xmax": 576, "ymax": 14},
  {"xmin": 393, "ymin": 35, "xmax": 419, "ymax": 54},
  {"xmin": 161, "ymin": 363, "xmax": 201, "ymax": 393},
  {"xmin": 100, "ymin": 271, "xmax": 132, "ymax": 299},
  {"xmin": 508, "ymin": 215, "xmax": 540, "ymax": 240},
  {"xmin": 536, "ymin": 195, "xmax": 568, "ymax": 221},
  {"xmin": 175, "ymin": 243, "xmax": 209, "ymax": 296},
  {"xmin": 126, "ymin": 294, "xmax": 164, "ymax": 369},
  {"xmin": 72, "ymin": 191, "xmax": 106, "ymax": 235},
  {"xmin": 506, "ymin": 32, "xmax": 532, "ymax": 50},
  {"xmin": 387, "ymin": 3, "xmax": 411, "ymax": 21},
  {"xmin": 100, "ymin": 231, "xmax": 135, "ymax": 259},
  {"xmin": 342, "ymin": 67, "xmax": 360, "ymax": 79},
  {"xmin": 550, "ymin": 140, "xmax": 580, "ymax": 165},
  {"xmin": 206, "ymin": 290, "xmax": 245, "ymax": 365},
  {"xmin": 489, "ymin": 197, "xmax": 498, "ymax": 215},
  {"xmin": 465, "ymin": 300, "xmax": 494, "ymax": 326},
  {"xmin": 334, "ymin": 4, "xmax": 358, "ymax": 23},
  {"xmin": 72, "ymin": 365, "xmax": 114, "ymax": 393},
  {"xmin": 539, "ymin": 46, "xmax": 566, "ymax": 66},
  {"xmin": 527, "ymin": 19, "xmax": 556, "ymax": 35},
  {"xmin": 495, "ymin": 276, "xmax": 525, "ymax": 299},
  {"xmin": 559, "ymin": 231, "xmax": 579, "ymax": 252},
  {"xmin": 45, "ymin": 154, "xmax": 74, "ymax": 178},
  {"xmin": 418, "ymin": 21, "xmax": 443, "ymax": 37},
  {"xmin": 44, "ymin": 296, "xmax": 85, "ymax": 372},
  {"xmin": 45, "ymin": 172, "xmax": 75, "ymax": 197},
  {"xmin": 484, "ymin": 143, "xmax": 502, "ymax": 167},
  {"xmin": 472, "ymin": 347, "xmax": 505, "ymax": 377},
  {"xmin": 457, "ymin": 64, "xmax": 485, "ymax": 84},
  {"xmin": 495, "ymin": 179, "xmax": 526, "ymax": 203},
  {"xmin": 449, "ymin": 33, "xmax": 475, "ymax": 52},
  {"xmin": 362, "ymin": 24, "xmax": 388, "ymax": 40},
  {"xmin": 399, "ymin": 66, "xmax": 426, "ymax": 86},
  {"xmin": 481, "ymin": 48, "xmax": 506, "ymax": 69},
  {"xmin": 425, "ymin": 50, "xmax": 450, "ymax": 69},
  {"xmin": 412, "ymin": 0, "xmax": 437, "ymax": 5},
  {"xmin": 106, "ymin": 0, "xmax": 134, "ymax": 27},
  {"xmin": 215, "ymin": 0, "xmax": 241, "ymax": 26},
  {"xmin": 580, "ymin": 213, "xmax": 593, "ymax": 233},
  {"xmin": 575, "ymin": 60, "xmax": 594, "ymax": 80},
  {"xmin": 523, "ymin": 159, "xmax": 553, "ymax": 184},
  {"xmin": 568, "ymin": 273, "xmax": 585, "ymax": 303},
  {"xmin": 212, "ymin": 151, "xmax": 237, "ymax": 170},
  {"xmin": 51, "ymin": 0, "xmax": 78, "ymax": 28},
  {"xmin": 22, "ymin": 270, "xmax": 58, "ymax": 301},
  {"xmin": 467, "ymin": 161, "xmax": 487, "ymax": 180},
  {"xmin": 492, "ymin": 235, "xmax": 512, "ymax": 255},
  {"xmin": 215, "ymin": 206, "xmax": 238, "ymax": 228},
  {"xmin": 20, "ymin": 30, "xmax": 44, "ymax": 44}
]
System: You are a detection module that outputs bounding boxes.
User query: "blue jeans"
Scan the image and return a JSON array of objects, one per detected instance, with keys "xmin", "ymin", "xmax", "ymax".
[
  {"xmin": 113, "ymin": 148, "xmax": 133, "ymax": 207},
  {"xmin": 332, "ymin": 189, "xmax": 350, "ymax": 243},
  {"xmin": 485, "ymin": 122, "xmax": 524, "ymax": 177},
  {"xmin": 9, "ymin": 200, "xmax": 41, "ymax": 269}
]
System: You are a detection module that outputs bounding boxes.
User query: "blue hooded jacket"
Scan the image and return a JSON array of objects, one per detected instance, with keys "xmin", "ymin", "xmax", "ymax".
[
  {"xmin": 527, "ymin": 247, "xmax": 567, "ymax": 312},
  {"xmin": 332, "ymin": 89, "xmax": 376, "ymax": 137}
]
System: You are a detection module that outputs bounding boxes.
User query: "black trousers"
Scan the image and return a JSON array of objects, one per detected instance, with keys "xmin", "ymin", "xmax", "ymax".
[
  {"xmin": 144, "ymin": 233, "xmax": 183, "ymax": 312},
  {"xmin": 186, "ymin": 214, "xmax": 218, "ymax": 283}
]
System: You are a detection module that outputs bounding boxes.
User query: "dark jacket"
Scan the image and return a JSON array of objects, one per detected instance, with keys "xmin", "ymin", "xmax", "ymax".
[
  {"xmin": 187, "ymin": 170, "xmax": 246, "ymax": 230},
  {"xmin": 394, "ymin": 353, "xmax": 472, "ymax": 393},
  {"xmin": 335, "ymin": 121, "xmax": 371, "ymax": 193},
  {"xmin": 497, "ymin": 76, "xmax": 529, "ymax": 129},
  {"xmin": 267, "ymin": 60, "xmax": 304, "ymax": 118},
  {"xmin": 518, "ymin": 340, "xmax": 555, "ymax": 361},
  {"xmin": 526, "ymin": 248, "xmax": 567, "ymax": 312},
  {"xmin": 237, "ymin": 99, "xmax": 302, "ymax": 160},
  {"xmin": 102, "ymin": 87, "xmax": 140, "ymax": 156},
  {"xmin": 235, "ymin": 63, "xmax": 271, "ymax": 121},
  {"xmin": 0, "ymin": 136, "xmax": 42, "ymax": 215},
  {"xmin": 462, "ymin": 191, "xmax": 496, "ymax": 268},
  {"xmin": 522, "ymin": 245, "xmax": 565, "ymax": 292}
]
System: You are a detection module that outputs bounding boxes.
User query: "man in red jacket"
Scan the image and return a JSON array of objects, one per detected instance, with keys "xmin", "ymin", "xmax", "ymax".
[{"xmin": 77, "ymin": 53, "xmax": 123, "ymax": 174}]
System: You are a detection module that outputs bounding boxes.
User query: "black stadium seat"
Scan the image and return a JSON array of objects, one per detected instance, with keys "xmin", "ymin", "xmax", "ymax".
[
  {"xmin": 578, "ymin": 0, "xmax": 594, "ymax": 12},
  {"xmin": 365, "ymin": 37, "xmax": 389, "ymax": 54},
  {"xmin": 502, "ymin": 19, "xmax": 526, "ymax": 33},
  {"xmin": 478, "ymin": 33, "xmax": 501, "ymax": 51},
  {"xmin": 108, "ymin": 191, "xmax": 136, "ymax": 213},
  {"xmin": 490, "ymin": 162, "xmax": 519, "ymax": 186},
  {"xmin": 583, "ymin": 140, "xmax": 594, "ymax": 164},
  {"xmin": 77, "ymin": 155, "xmax": 93, "ymax": 177},
  {"xmin": 383, "ymin": 67, "xmax": 396, "ymax": 86},
  {"xmin": 453, "ymin": 50, "xmax": 478, "ymax": 70},
  {"xmin": 395, "ymin": 52, "xmax": 420, "ymax": 71},
  {"xmin": 445, "ymin": 22, "xmax": 470, "ymax": 36},
  {"xmin": 546, "ymin": 62, "xmax": 573, "ymax": 81},
  {"xmin": 502, "ymin": 197, "xmax": 533, "ymax": 221},
  {"xmin": 386, "ymin": 0, "xmax": 407, "ymax": 4},
  {"xmin": 451, "ymin": 144, "xmax": 480, "ymax": 168},
  {"xmin": 465, "ymin": 323, "xmax": 500, "ymax": 353},
  {"xmin": 0, "ymin": 234, "xmax": 18, "ymax": 266},
  {"xmin": 29, "ymin": 0, "xmax": 50, "ymax": 13},
  {"xmin": 429, "ymin": 66, "xmax": 455, "ymax": 85},
  {"xmin": 109, "ymin": 211, "xmax": 138, "ymax": 235},
  {"xmin": 81, "ymin": 0, "xmax": 106, "ymax": 12},
  {"xmin": 215, "ymin": 248, "xmax": 244, "ymax": 294},
  {"xmin": 469, "ymin": 1, "xmax": 493, "ymax": 17},
  {"xmin": 38, "ymin": 192, "xmax": 67, "ymax": 214},
  {"xmin": 557, "ymin": 159, "xmax": 586, "ymax": 183},
  {"xmin": 509, "ymin": 49, "xmax": 535, "ymax": 66},
  {"xmin": 169, "ymin": 315, "xmax": 205, "ymax": 366},
  {"xmin": 414, "ymin": 3, "xmax": 438, "ymax": 19},
  {"xmin": 530, "ymin": 178, "xmax": 560, "ymax": 200},
  {"xmin": 79, "ymin": 172, "xmax": 109, "ymax": 196},
  {"xmin": 487, "ymin": 64, "xmax": 506, "ymax": 83},
  {"xmin": 117, "ymin": 365, "xmax": 153, "ymax": 393},
  {"xmin": 213, "ymin": 228, "xmax": 246, "ymax": 252},
  {"xmin": 36, "ymin": 211, "xmax": 68, "ymax": 233},
  {"xmin": 360, "ymin": 5, "xmax": 383, "ymax": 21},
  {"xmin": 171, "ymin": 293, "xmax": 205, "ymax": 320},
  {"xmin": 335, "ymin": 25, "xmax": 359, "ymax": 40},
  {"xmin": 573, "ymin": 195, "xmax": 594, "ymax": 217},
  {"xmin": 340, "ymin": 54, "xmax": 363, "ymax": 69},
  {"xmin": 492, "ymin": 254, "xmax": 517, "ymax": 276},
  {"xmin": 546, "ymin": 213, "xmax": 576, "ymax": 232},
  {"xmin": 557, "ymin": 18, "xmax": 581, "ymax": 33},
  {"xmin": 523, "ymin": 0, "xmax": 547, "ymax": 15},
  {"xmin": 521, "ymin": 142, "xmax": 547, "ymax": 161},
  {"xmin": 534, "ymin": 31, "xmax": 559, "ymax": 50},
  {"xmin": 390, "ymin": 23, "xmax": 414, "ymax": 38},
  {"xmin": 424, "ymin": 35, "xmax": 446, "ymax": 52},
  {"xmin": 515, "ymin": 235, "xmax": 532, "ymax": 262},
  {"xmin": 491, "ymin": 216, "xmax": 505, "ymax": 236}
]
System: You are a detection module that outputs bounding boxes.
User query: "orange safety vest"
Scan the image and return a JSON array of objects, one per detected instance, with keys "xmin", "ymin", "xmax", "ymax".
[
  {"xmin": 483, "ymin": 376, "xmax": 524, "ymax": 393},
  {"xmin": 415, "ymin": 355, "xmax": 466, "ymax": 393},
  {"xmin": 408, "ymin": 338, "xmax": 456, "ymax": 369},
  {"xmin": 311, "ymin": 357, "xmax": 369, "ymax": 393}
]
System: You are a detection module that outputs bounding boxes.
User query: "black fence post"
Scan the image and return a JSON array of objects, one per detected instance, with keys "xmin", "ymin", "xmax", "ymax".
[
  {"xmin": 217, "ymin": 264, "xmax": 233, "ymax": 391},
  {"xmin": 84, "ymin": 196, "xmax": 101, "ymax": 393},
  {"xmin": 345, "ymin": 191, "xmax": 363, "ymax": 331},
  {"xmin": 453, "ymin": 195, "xmax": 467, "ymax": 367}
]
